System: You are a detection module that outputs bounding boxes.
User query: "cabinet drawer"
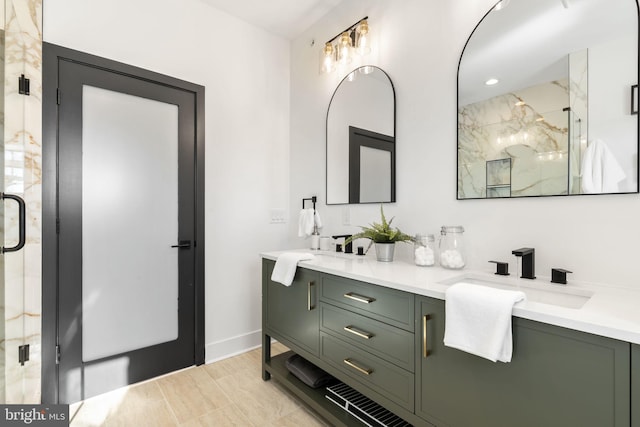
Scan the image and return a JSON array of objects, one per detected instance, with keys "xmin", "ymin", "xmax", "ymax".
[
  {"xmin": 321, "ymin": 332, "xmax": 414, "ymax": 412},
  {"xmin": 321, "ymin": 274, "xmax": 414, "ymax": 331},
  {"xmin": 320, "ymin": 304, "xmax": 414, "ymax": 372}
]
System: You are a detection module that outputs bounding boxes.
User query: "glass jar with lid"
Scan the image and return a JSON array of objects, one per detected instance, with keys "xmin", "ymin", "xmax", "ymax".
[
  {"xmin": 414, "ymin": 234, "xmax": 436, "ymax": 267},
  {"xmin": 439, "ymin": 226, "xmax": 465, "ymax": 269}
]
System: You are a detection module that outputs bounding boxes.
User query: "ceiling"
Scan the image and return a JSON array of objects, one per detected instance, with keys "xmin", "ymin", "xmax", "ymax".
[{"xmin": 197, "ymin": 0, "xmax": 345, "ymax": 39}]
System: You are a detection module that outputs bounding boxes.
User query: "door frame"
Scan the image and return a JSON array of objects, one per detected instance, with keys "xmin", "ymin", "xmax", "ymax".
[{"xmin": 41, "ymin": 43, "xmax": 206, "ymax": 403}]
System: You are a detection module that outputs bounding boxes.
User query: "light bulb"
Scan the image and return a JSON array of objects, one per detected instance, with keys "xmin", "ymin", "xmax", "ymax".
[
  {"xmin": 356, "ymin": 20, "xmax": 371, "ymax": 56},
  {"xmin": 337, "ymin": 32, "xmax": 353, "ymax": 65},
  {"xmin": 321, "ymin": 43, "xmax": 335, "ymax": 74}
]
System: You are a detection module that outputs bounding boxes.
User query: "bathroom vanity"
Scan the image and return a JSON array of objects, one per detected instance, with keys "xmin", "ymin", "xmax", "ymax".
[{"xmin": 261, "ymin": 253, "xmax": 640, "ymax": 427}]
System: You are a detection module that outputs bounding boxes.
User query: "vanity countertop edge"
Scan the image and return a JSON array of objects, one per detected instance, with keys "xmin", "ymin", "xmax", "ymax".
[{"xmin": 261, "ymin": 250, "xmax": 640, "ymax": 345}]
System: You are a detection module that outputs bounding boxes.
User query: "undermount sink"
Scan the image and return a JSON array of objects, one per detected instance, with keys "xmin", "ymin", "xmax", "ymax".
[{"xmin": 441, "ymin": 276, "xmax": 594, "ymax": 309}]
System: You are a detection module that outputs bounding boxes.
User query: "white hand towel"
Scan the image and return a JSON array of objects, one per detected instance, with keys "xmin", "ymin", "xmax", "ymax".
[
  {"xmin": 297, "ymin": 209, "xmax": 315, "ymax": 237},
  {"xmin": 581, "ymin": 139, "xmax": 626, "ymax": 193},
  {"xmin": 444, "ymin": 283, "xmax": 525, "ymax": 363},
  {"xmin": 271, "ymin": 252, "xmax": 315, "ymax": 286}
]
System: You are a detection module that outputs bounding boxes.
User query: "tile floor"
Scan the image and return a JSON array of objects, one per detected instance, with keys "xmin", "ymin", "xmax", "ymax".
[{"xmin": 69, "ymin": 343, "xmax": 329, "ymax": 426}]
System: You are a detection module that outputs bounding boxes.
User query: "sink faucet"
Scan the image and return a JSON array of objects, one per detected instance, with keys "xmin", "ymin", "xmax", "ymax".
[
  {"xmin": 512, "ymin": 248, "xmax": 536, "ymax": 279},
  {"xmin": 332, "ymin": 234, "xmax": 353, "ymax": 254}
]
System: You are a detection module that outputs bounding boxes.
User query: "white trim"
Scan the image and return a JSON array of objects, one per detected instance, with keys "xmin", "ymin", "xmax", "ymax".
[{"xmin": 205, "ymin": 329, "xmax": 263, "ymax": 364}]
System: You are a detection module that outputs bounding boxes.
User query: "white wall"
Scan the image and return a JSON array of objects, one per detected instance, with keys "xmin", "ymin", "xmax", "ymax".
[
  {"xmin": 44, "ymin": 0, "xmax": 292, "ymax": 361},
  {"xmin": 290, "ymin": 0, "xmax": 640, "ymax": 289}
]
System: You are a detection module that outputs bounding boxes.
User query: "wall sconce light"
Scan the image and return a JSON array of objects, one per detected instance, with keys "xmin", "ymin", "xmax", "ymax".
[{"xmin": 320, "ymin": 17, "xmax": 371, "ymax": 74}]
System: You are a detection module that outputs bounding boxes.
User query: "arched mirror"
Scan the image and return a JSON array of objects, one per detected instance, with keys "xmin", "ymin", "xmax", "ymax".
[
  {"xmin": 457, "ymin": 0, "xmax": 639, "ymax": 199},
  {"xmin": 326, "ymin": 66, "xmax": 395, "ymax": 204}
]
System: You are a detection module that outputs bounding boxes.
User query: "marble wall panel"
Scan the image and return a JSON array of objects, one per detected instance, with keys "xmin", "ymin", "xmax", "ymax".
[
  {"xmin": 3, "ymin": 0, "xmax": 41, "ymax": 404},
  {"xmin": 458, "ymin": 79, "xmax": 569, "ymax": 198}
]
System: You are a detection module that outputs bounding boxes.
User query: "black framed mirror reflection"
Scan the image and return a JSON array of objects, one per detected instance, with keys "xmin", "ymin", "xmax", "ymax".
[
  {"xmin": 327, "ymin": 66, "xmax": 395, "ymax": 204},
  {"xmin": 457, "ymin": 0, "xmax": 639, "ymax": 199}
]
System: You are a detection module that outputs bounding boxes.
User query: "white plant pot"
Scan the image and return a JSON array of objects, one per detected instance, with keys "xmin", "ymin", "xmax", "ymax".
[{"xmin": 375, "ymin": 242, "xmax": 395, "ymax": 262}]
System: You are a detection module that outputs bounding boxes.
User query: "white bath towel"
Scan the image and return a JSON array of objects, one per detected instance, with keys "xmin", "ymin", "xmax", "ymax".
[
  {"xmin": 444, "ymin": 283, "xmax": 525, "ymax": 363},
  {"xmin": 271, "ymin": 252, "xmax": 315, "ymax": 286},
  {"xmin": 581, "ymin": 139, "xmax": 626, "ymax": 193}
]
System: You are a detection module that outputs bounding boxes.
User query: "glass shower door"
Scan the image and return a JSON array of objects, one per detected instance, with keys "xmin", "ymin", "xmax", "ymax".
[{"xmin": 1, "ymin": 0, "xmax": 43, "ymax": 404}]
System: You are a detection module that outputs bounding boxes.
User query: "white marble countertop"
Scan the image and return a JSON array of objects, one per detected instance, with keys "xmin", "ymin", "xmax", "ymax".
[{"xmin": 262, "ymin": 249, "xmax": 640, "ymax": 345}]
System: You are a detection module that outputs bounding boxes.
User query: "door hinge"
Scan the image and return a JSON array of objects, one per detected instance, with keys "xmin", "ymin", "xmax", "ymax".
[
  {"xmin": 18, "ymin": 74, "xmax": 30, "ymax": 96},
  {"xmin": 56, "ymin": 218, "xmax": 60, "ymax": 234},
  {"xmin": 56, "ymin": 88, "xmax": 61, "ymax": 105},
  {"xmin": 55, "ymin": 345, "xmax": 60, "ymax": 365},
  {"xmin": 18, "ymin": 344, "xmax": 29, "ymax": 366}
]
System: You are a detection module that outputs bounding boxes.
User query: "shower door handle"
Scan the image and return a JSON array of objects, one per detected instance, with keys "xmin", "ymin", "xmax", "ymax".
[
  {"xmin": 171, "ymin": 240, "xmax": 191, "ymax": 249},
  {"xmin": 1, "ymin": 193, "xmax": 26, "ymax": 253}
]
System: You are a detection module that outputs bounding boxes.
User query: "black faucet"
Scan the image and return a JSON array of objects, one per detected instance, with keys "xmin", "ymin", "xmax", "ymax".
[
  {"xmin": 512, "ymin": 248, "xmax": 536, "ymax": 279},
  {"xmin": 332, "ymin": 234, "xmax": 353, "ymax": 254}
]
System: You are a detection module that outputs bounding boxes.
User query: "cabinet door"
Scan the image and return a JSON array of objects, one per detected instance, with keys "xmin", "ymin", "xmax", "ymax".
[
  {"xmin": 263, "ymin": 259, "xmax": 320, "ymax": 356},
  {"xmin": 416, "ymin": 296, "xmax": 630, "ymax": 427},
  {"xmin": 633, "ymin": 344, "xmax": 640, "ymax": 427}
]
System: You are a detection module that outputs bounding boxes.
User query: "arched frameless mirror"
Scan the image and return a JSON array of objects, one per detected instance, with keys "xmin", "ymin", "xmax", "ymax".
[
  {"xmin": 326, "ymin": 66, "xmax": 395, "ymax": 204},
  {"xmin": 457, "ymin": 0, "xmax": 639, "ymax": 199}
]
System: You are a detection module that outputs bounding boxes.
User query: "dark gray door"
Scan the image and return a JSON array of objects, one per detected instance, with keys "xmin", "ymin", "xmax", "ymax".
[{"xmin": 43, "ymin": 45, "xmax": 205, "ymax": 404}]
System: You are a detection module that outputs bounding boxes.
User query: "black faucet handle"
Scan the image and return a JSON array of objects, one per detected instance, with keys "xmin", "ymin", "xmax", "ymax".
[
  {"xmin": 551, "ymin": 268, "xmax": 572, "ymax": 285},
  {"xmin": 332, "ymin": 234, "xmax": 353, "ymax": 254},
  {"xmin": 489, "ymin": 260, "xmax": 510, "ymax": 276},
  {"xmin": 512, "ymin": 247, "xmax": 534, "ymax": 256}
]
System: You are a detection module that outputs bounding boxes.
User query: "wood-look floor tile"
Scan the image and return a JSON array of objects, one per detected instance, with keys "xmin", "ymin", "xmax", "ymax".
[
  {"xmin": 69, "ymin": 345, "xmax": 326, "ymax": 427},
  {"xmin": 104, "ymin": 399, "xmax": 177, "ymax": 427},
  {"xmin": 179, "ymin": 405, "xmax": 252, "ymax": 427},
  {"xmin": 158, "ymin": 366, "xmax": 231, "ymax": 424},
  {"xmin": 216, "ymin": 370, "xmax": 300, "ymax": 424},
  {"xmin": 203, "ymin": 351, "xmax": 256, "ymax": 380},
  {"xmin": 267, "ymin": 407, "xmax": 328, "ymax": 427}
]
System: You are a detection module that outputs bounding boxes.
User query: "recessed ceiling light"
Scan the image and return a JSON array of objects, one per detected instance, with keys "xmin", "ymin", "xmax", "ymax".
[{"xmin": 485, "ymin": 78, "xmax": 499, "ymax": 86}]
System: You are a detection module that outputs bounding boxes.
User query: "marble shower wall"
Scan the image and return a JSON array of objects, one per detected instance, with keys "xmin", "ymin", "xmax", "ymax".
[
  {"xmin": 3, "ymin": 0, "xmax": 42, "ymax": 403},
  {"xmin": 458, "ymin": 79, "xmax": 570, "ymax": 198}
]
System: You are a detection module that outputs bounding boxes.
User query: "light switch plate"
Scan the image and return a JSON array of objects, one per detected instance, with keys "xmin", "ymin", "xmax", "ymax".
[{"xmin": 270, "ymin": 209, "xmax": 286, "ymax": 224}]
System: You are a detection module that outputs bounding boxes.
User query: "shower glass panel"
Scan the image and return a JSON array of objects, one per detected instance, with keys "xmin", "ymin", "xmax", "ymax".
[{"xmin": 2, "ymin": 0, "xmax": 40, "ymax": 403}]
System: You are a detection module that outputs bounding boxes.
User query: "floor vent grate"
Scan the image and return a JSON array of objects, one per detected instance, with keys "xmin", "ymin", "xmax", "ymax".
[{"xmin": 325, "ymin": 382, "xmax": 412, "ymax": 427}]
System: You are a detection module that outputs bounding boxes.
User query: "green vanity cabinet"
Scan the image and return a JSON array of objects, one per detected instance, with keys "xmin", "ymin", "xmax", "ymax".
[
  {"xmin": 262, "ymin": 259, "xmax": 320, "ymax": 358},
  {"xmin": 415, "ymin": 296, "xmax": 631, "ymax": 427},
  {"xmin": 633, "ymin": 344, "xmax": 640, "ymax": 427}
]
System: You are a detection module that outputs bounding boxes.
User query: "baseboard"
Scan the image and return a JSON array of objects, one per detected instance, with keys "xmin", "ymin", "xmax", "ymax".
[{"xmin": 205, "ymin": 329, "xmax": 263, "ymax": 364}]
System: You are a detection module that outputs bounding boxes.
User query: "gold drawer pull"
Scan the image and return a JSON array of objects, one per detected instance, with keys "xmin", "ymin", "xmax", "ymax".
[
  {"xmin": 343, "ymin": 292, "xmax": 376, "ymax": 304},
  {"xmin": 343, "ymin": 358, "xmax": 372, "ymax": 376},
  {"xmin": 423, "ymin": 314, "xmax": 431, "ymax": 358},
  {"xmin": 343, "ymin": 325, "xmax": 374, "ymax": 340},
  {"xmin": 307, "ymin": 281, "xmax": 315, "ymax": 311}
]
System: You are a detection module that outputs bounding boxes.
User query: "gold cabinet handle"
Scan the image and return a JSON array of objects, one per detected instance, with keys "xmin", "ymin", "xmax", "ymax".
[
  {"xmin": 343, "ymin": 292, "xmax": 376, "ymax": 304},
  {"xmin": 343, "ymin": 358, "xmax": 372, "ymax": 375},
  {"xmin": 307, "ymin": 281, "xmax": 315, "ymax": 311},
  {"xmin": 343, "ymin": 325, "xmax": 374, "ymax": 340},
  {"xmin": 423, "ymin": 314, "xmax": 431, "ymax": 358}
]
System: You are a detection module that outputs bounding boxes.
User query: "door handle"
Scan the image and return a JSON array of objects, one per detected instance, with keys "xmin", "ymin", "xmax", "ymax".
[
  {"xmin": 1, "ymin": 193, "xmax": 26, "ymax": 254},
  {"xmin": 171, "ymin": 240, "xmax": 191, "ymax": 249}
]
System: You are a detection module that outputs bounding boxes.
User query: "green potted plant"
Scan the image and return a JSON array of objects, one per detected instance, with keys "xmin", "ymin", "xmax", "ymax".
[{"xmin": 345, "ymin": 205, "xmax": 414, "ymax": 262}]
